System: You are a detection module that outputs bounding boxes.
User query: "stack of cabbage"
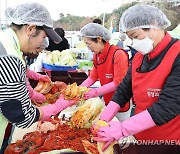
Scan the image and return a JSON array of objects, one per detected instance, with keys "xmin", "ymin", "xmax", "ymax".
[
  {"xmin": 45, "ymin": 49, "xmax": 77, "ymax": 66},
  {"xmin": 71, "ymin": 97, "xmax": 105, "ymax": 128}
]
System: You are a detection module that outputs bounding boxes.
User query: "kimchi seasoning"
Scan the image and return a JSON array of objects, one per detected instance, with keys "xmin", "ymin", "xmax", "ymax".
[{"xmin": 5, "ymin": 122, "xmax": 93, "ymax": 154}]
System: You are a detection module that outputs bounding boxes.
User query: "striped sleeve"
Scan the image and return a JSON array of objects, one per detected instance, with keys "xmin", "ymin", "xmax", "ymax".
[{"xmin": 0, "ymin": 56, "xmax": 39, "ymax": 128}]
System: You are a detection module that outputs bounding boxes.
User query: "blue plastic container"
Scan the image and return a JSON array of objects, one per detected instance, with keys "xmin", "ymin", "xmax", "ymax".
[{"xmin": 42, "ymin": 63, "xmax": 78, "ymax": 71}]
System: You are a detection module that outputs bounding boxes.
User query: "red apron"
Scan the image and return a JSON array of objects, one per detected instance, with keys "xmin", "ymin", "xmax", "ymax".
[
  {"xmin": 132, "ymin": 41, "xmax": 180, "ymax": 140},
  {"xmin": 94, "ymin": 44, "xmax": 130, "ymax": 111}
]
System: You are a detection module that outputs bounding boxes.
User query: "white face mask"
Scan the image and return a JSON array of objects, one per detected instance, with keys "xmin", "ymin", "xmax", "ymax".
[{"xmin": 131, "ymin": 36, "xmax": 154, "ymax": 55}]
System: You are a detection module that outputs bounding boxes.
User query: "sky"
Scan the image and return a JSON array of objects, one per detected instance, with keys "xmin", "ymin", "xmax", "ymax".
[{"xmin": 0, "ymin": 0, "xmax": 129, "ymax": 22}]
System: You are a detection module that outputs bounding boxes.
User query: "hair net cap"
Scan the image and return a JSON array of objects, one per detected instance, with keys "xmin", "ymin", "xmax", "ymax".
[
  {"xmin": 80, "ymin": 23, "xmax": 111, "ymax": 41},
  {"xmin": 119, "ymin": 4, "xmax": 171, "ymax": 32},
  {"xmin": 5, "ymin": 2, "xmax": 62, "ymax": 43},
  {"xmin": 5, "ymin": 2, "xmax": 53, "ymax": 27}
]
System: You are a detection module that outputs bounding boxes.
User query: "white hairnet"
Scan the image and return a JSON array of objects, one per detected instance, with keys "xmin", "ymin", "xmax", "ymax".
[
  {"xmin": 5, "ymin": 2, "xmax": 53, "ymax": 28},
  {"xmin": 119, "ymin": 4, "xmax": 171, "ymax": 32},
  {"xmin": 80, "ymin": 23, "xmax": 111, "ymax": 41},
  {"xmin": 40, "ymin": 37, "xmax": 49, "ymax": 49},
  {"xmin": 5, "ymin": 2, "xmax": 62, "ymax": 43}
]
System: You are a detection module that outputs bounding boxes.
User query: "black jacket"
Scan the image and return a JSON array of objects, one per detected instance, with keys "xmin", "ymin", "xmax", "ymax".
[{"xmin": 46, "ymin": 38, "xmax": 69, "ymax": 52}]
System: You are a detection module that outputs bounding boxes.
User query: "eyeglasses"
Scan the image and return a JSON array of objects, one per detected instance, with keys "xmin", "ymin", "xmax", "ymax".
[{"xmin": 85, "ymin": 41, "xmax": 94, "ymax": 48}]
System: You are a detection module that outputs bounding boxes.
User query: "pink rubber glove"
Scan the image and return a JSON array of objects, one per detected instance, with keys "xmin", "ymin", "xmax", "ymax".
[
  {"xmin": 30, "ymin": 90, "xmax": 46, "ymax": 103},
  {"xmin": 40, "ymin": 95, "xmax": 78, "ymax": 121},
  {"xmin": 84, "ymin": 82, "xmax": 116, "ymax": 100},
  {"xmin": 94, "ymin": 121, "xmax": 122, "ymax": 151},
  {"xmin": 94, "ymin": 110, "xmax": 156, "ymax": 151},
  {"xmin": 38, "ymin": 74, "xmax": 51, "ymax": 82},
  {"xmin": 26, "ymin": 68, "xmax": 50, "ymax": 82},
  {"xmin": 26, "ymin": 80, "xmax": 46, "ymax": 103},
  {"xmin": 100, "ymin": 101, "xmax": 121, "ymax": 122},
  {"xmin": 80, "ymin": 77, "xmax": 94, "ymax": 87}
]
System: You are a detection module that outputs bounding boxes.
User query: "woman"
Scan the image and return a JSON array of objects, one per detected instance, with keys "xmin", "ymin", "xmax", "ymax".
[
  {"xmin": 0, "ymin": 2, "xmax": 76, "ymax": 150},
  {"xmin": 94, "ymin": 4, "xmax": 180, "ymax": 152},
  {"xmin": 80, "ymin": 23, "xmax": 129, "ymax": 113}
]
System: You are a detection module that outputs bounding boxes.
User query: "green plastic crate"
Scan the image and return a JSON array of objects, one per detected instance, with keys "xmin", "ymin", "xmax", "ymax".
[{"xmin": 77, "ymin": 60, "xmax": 93, "ymax": 70}]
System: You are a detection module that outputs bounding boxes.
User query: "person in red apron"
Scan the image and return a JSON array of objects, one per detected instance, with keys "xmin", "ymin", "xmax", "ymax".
[
  {"xmin": 93, "ymin": 4, "xmax": 180, "ymax": 152},
  {"xmin": 80, "ymin": 23, "xmax": 130, "ymax": 113}
]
